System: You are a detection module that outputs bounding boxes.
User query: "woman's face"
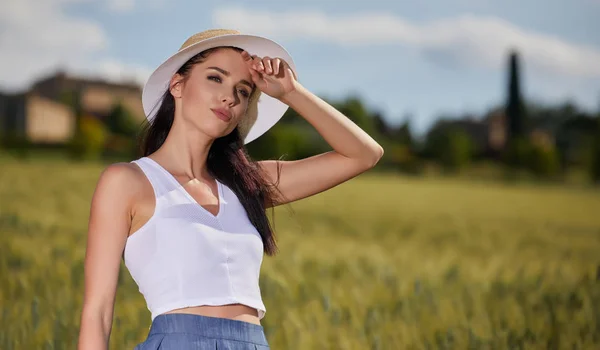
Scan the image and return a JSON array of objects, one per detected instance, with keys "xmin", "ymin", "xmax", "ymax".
[{"xmin": 170, "ymin": 48, "xmax": 255, "ymax": 139}]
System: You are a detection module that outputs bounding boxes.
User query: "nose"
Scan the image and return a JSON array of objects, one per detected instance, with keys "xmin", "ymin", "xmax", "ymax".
[{"xmin": 220, "ymin": 90, "xmax": 236, "ymax": 106}]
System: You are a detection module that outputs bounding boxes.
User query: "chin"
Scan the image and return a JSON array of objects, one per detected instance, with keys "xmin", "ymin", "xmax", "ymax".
[
  {"xmin": 198, "ymin": 122, "xmax": 234, "ymax": 140},
  {"xmin": 183, "ymin": 112, "xmax": 235, "ymax": 139}
]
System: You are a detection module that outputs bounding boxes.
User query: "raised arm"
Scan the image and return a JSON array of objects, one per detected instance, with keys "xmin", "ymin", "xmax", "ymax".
[
  {"xmin": 261, "ymin": 84, "xmax": 384, "ymax": 205},
  {"xmin": 77, "ymin": 163, "xmax": 137, "ymax": 350},
  {"xmin": 242, "ymin": 52, "xmax": 384, "ymax": 206}
]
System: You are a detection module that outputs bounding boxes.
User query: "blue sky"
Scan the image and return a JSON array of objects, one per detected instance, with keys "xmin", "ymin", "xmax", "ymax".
[{"xmin": 2, "ymin": 0, "xmax": 599, "ymax": 134}]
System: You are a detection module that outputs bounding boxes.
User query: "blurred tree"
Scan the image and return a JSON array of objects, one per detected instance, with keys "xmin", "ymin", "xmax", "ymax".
[
  {"xmin": 386, "ymin": 142, "xmax": 422, "ymax": 174},
  {"xmin": 3, "ymin": 134, "xmax": 31, "ymax": 159},
  {"xmin": 395, "ymin": 120, "xmax": 414, "ymax": 151},
  {"xmin": 246, "ymin": 122, "xmax": 326, "ymax": 161},
  {"xmin": 68, "ymin": 114, "xmax": 109, "ymax": 160},
  {"xmin": 506, "ymin": 50, "xmax": 527, "ymax": 142},
  {"xmin": 591, "ymin": 121, "xmax": 600, "ymax": 183},
  {"xmin": 440, "ymin": 129, "xmax": 474, "ymax": 173},
  {"xmin": 103, "ymin": 133, "xmax": 140, "ymax": 160},
  {"xmin": 504, "ymin": 137, "xmax": 532, "ymax": 170},
  {"xmin": 105, "ymin": 103, "xmax": 139, "ymax": 138},
  {"xmin": 333, "ymin": 96, "xmax": 376, "ymax": 135},
  {"xmin": 555, "ymin": 114, "xmax": 597, "ymax": 170},
  {"xmin": 503, "ymin": 132, "xmax": 560, "ymax": 179},
  {"xmin": 1, "ymin": 95, "xmax": 31, "ymax": 158},
  {"xmin": 528, "ymin": 136, "xmax": 560, "ymax": 178},
  {"xmin": 101, "ymin": 103, "xmax": 141, "ymax": 160},
  {"xmin": 424, "ymin": 122, "xmax": 473, "ymax": 173},
  {"xmin": 523, "ymin": 100, "xmax": 600, "ymax": 177},
  {"xmin": 373, "ymin": 112, "xmax": 390, "ymax": 137}
]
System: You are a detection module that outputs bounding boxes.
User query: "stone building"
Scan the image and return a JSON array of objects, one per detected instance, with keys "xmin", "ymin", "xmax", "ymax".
[
  {"xmin": 0, "ymin": 92, "xmax": 76, "ymax": 143},
  {"xmin": 0, "ymin": 71, "xmax": 144, "ymax": 144}
]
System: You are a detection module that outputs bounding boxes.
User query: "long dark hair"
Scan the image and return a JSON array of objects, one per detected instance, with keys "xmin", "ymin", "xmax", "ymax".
[{"xmin": 138, "ymin": 46, "xmax": 281, "ymax": 256}]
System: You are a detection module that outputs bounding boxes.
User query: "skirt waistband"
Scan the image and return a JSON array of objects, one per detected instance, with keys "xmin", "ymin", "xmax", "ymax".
[{"xmin": 147, "ymin": 313, "xmax": 268, "ymax": 346}]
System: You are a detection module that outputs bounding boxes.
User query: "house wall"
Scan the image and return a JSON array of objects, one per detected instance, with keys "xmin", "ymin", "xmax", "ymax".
[
  {"xmin": 25, "ymin": 95, "xmax": 75, "ymax": 143},
  {"xmin": 32, "ymin": 72, "xmax": 145, "ymax": 121},
  {"xmin": 487, "ymin": 112, "xmax": 507, "ymax": 152},
  {"xmin": 81, "ymin": 86, "xmax": 144, "ymax": 120}
]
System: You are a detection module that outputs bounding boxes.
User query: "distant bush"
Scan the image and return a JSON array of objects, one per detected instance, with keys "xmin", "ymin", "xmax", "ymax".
[
  {"xmin": 68, "ymin": 115, "xmax": 109, "ymax": 160},
  {"xmin": 440, "ymin": 129, "xmax": 474, "ymax": 173},
  {"xmin": 105, "ymin": 103, "xmax": 140, "ymax": 138},
  {"xmin": 424, "ymin": 122, "xmax": 474, "ymax": 173},
  {"xmin": 504, "ymin": 137, "xmax": 531, "ymax": 169},
  {"xmin": 504, "ymin": 134, "xmax": 560, "ymax": 179},
  {"xmin": 528, "ymin": 141, "xmax": 560, "ymax": 178},
  {"xmin": 591, "ymin": 127, "xmax": 600, "ymax": 183},
  {"xmin": 384, "ymin": 143, "xmax": 423, "ymax": 175},
  {"xmin": 103, "ymin": 133, "xmax": 139, "ymax": 160},
  {"xmin": 247, "ymin": 124, "xmax": 324, "ymax": 161},
  {"xmin": 1, "ymin": 132, "xmax": 32, "ymax": 159}
]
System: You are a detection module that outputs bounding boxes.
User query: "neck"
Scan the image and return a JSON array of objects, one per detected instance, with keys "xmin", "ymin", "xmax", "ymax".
[{"xmin": 152, "ymin": 115, "xmax": 214, "ymax": 180}]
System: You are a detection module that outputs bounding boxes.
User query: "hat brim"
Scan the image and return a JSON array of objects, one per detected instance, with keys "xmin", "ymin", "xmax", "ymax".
[{"xmin": 142, "ymin": 34, "xmax": 297, "ymax": 144}]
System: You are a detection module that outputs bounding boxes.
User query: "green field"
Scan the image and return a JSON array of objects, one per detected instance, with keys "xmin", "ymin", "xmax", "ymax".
[{"xmin": 1, "ymin": 158, "xmax": 599, "ymax": 349}]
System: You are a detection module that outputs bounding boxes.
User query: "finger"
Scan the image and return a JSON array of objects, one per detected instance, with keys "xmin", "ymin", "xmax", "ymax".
[
  {"xmin": 241, "ymin": 50, "xmax": 252, "ymax": 62},
  {"xmin": 249, "ymin": 66, "xmax": 261, "ymax": 83},
  {"xmin": 272, "ymin": 58, "xmax": 281, "ymax": 76},
  {"xmin": 262, "ymin": 57, "xmax": 273, "ymax": 75},
  {"xmin": 256, "ymin": 61, "xmax": 265, "ymax": 72},
  {"xmin": 250, "ymin": 55, "xmax": 263, "ymax": 71},
  {"xmin": 249, "ymin": 61, "xmax": 263, "ymax": 81},
  {"xmin": 242, "ymin": 52, "xmax": 257, "ymax": 72},
  {"xmin": 278, "ymin": 59, "xmax": 296, "ymax": 80}
]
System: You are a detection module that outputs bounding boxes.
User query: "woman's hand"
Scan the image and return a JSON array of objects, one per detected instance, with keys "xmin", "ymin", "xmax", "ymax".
[{"xmin": 241, "ymin": 50, "xmax": 298, "ymax": 100}]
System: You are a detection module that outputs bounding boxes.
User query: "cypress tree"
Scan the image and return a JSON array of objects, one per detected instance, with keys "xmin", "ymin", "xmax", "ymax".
[{"xmin": 506, "ymin": 50, "xmax": 526, "ymax": 141}]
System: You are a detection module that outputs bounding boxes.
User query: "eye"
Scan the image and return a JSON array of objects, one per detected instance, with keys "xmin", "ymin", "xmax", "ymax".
[
  {"xmin": 208, "ymin": 75, "xmax": 221, "ymax": 83},
  {"xmin": 238, "ymin": 89, "xmax": 250, "ymax": 98}
]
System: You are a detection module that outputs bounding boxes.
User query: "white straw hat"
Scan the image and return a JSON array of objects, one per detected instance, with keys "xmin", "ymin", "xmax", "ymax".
[{"xmin": 142, "ymin": 29, "xmax": 297, "ymax": 144}]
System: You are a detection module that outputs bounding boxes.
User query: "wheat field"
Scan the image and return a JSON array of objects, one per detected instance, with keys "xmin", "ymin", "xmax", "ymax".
[{"xmin": 1, "ymin": 157, "xmax": 599, "ymax": 349}]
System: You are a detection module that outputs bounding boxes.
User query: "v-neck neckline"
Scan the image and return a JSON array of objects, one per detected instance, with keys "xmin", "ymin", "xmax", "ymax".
[{"xmin": 144, "ymin": 156, "xmax": 223, "ymax": 219}]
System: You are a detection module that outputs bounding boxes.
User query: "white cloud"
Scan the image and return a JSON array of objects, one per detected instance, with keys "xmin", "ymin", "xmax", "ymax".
[
  {"xmin": 87, "ymin": 59, "xmax": 152, "ymax": 86},
  {"xmin": 212, "ymin": 7, "xmax": 600, "ymax": 78},
  {"xmin": 0, "ymin": 0, "xmax": 150, "ymax": 91},
  {"xmin": 104, "ymin": 0, "xmax": 168, "ymax": 13},
  {"xmin": 107, "ymin": 0, "xmax": 135, "ymax": 13}
]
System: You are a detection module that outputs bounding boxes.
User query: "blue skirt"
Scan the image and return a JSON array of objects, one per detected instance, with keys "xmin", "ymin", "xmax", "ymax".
[{"xmin": 134, "ymin": 313, "xmax": 270, "ymax": 349}]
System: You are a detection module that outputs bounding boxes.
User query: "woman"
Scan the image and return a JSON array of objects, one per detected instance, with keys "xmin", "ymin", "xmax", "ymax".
[{"xmin": 77, "ymin": 29, "xmax": 383, "ymax": 349}]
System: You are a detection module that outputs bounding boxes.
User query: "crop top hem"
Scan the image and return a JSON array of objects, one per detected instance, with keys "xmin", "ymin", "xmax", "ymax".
[{"xmin": 150, "ymin": 297, "xmax": 267, "ymax": 321}]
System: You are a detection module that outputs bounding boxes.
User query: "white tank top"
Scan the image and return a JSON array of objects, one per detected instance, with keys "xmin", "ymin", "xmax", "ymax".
[{"xmin": 123, "ymin": 156, "xmax": 266, "ymax": 321}]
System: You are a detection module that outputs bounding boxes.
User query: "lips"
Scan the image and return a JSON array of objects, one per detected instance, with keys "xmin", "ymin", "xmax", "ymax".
[{"xmin": 211, "ymin": 108, "xmax": 231, "ymax": 122}]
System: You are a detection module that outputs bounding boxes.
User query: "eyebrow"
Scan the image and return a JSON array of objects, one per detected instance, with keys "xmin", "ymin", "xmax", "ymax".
[{"xmin": 207, "ymin": 66, "xmax": 254, "ymax": 90}]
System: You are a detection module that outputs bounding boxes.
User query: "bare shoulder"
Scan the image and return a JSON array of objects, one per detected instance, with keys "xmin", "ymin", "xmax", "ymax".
[
  {"xmin": 96, "ymin": 162, "xmax": 144, "ymax": 188},
  {"xmin": 100, "ymin": 161, "xmax": 144, "ymax": 181},
  {"xmin": 92, "ymin": 162, "xmax": 146, "ymax": 207}
]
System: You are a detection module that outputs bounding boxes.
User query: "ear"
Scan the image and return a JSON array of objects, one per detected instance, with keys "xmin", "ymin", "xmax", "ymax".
[{"xmin": 169, "ymin": 73, "xmax": 185, "ymax": 98}]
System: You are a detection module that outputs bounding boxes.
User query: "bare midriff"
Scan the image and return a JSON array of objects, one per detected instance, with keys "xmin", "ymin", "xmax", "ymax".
[{"xmin": 162, "ymin": 304, "xmax": 261, "ymax": 325}]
